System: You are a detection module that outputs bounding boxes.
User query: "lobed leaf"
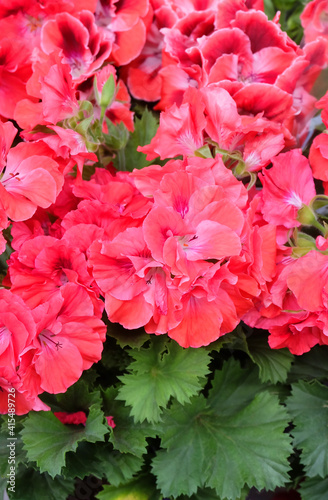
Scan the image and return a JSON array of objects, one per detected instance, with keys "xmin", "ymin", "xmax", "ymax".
[
  {"xmin": 117, "ymin": 338, "xmax": 211, "ymax": 423},
  {"xmin": 247, "ymin": 334, "xmax": 294, "ymax": 384},
  {"xmin": 298, "ymin": 476, "xmax": 328, "ymax": 500},
  {"xmin": 286, "ymin": 380, "xmax": 328, "ymax": 478},
  {"xmin": 20, "ymin": 405, "xmax": 108, "ymax": 478},
  {"xmin": 152, "ymin": 359, "xmax": 292, "ymax": 499}
]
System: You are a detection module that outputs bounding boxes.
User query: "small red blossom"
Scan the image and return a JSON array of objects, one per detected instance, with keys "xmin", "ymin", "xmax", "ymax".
[
  {"xmin": 54, "ymin": 411, "xmax": 87, "ymax": 425},
  {"xmin": 105, "ymin": 415, "xmax": 116, "ymax": 428}
]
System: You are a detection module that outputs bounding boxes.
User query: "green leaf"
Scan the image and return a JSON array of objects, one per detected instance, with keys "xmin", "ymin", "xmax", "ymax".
[
  {"xmin": 75, "ymin": 116, "xmax": 94, "ymax": 136},
  {"xmin": 103, "ymin": 387, "xmax": 157, "ymax": 457},
  {"xmin": 104, "ymin": 120, "xmax": 129, "ymax": 151},
  {"xmin": 288, "ymin": 345, "xmax": 328, "ymax": 382},
  {"xmin": 286, "ymin": 380, "xmax": 328, "ymax": 477},
  {"xmin": 8, "ymin": 465, "xmax": 74, "ymax": 500},
  {"xmin": 122, "ymin": 108, "xmax": 159, "ymax": 171},
  {"xmin": 177, "ymin": 485, "xmax": 249, "ymax": 500},
  {"xmin": 106, "ymin": 322, "xmax": 150, "ymax": 350},
  {"xmin": 63, "ymin": 442, "xmax": 109, "ymax": 480},
  {"xmin": 263, "ymin": 0, "xmax": 276, "ymax": 19},
  {"xmin": 194, "ymin": 144, "xmax": 213, "ymax": 158},
  {"xmin": 207, "ymin": 358, "xmax": 265, "ymax": 416},
  {"xmin": 96, "ymin": 476, "xmax": 160, "ymax": 500},
  {"xmin": 20, "ymin": 405, "xmax": 109, "ymax": 478},
  {"xmin": 56, "ymin": 379, "xmax": 102, "ymax": 412},
  {"xmin": 63, "ymin": 441, "xmax": 143, "ymax": 486},
  {"xmin": 93, "ymin": 76, "xmax": 100, "ymax": 104},
  {"xmin": 100, "ymin": 74, "xmax": 115, "ymax": 109},
  {"xmin": 298, "ymin": 476, "xmax": 328, "ymax": 500},
  {"xmin": 117, "ymin": 337, "xmax": 211, "ymax": 423},
  {"xmin": 152, "ymin": 360, "xmax": 292, "ymax": 499},
  {"xmin": 207, "ymin": 325, "xmax": 249, "ymax": 353},
  {"xmin": 247, "ymin": 334, "xmax": 294, "ymax": 384},
  {"xmin": 0, "ymin": 476, "xmax": 7, "ymax": 500},
  {"xmin": 103, "ymin": 452, "xmax": 144, "ymax": 487},
  {"xmin": 0, "ymin": 420, "xmax": 27, "ymax": 477}
]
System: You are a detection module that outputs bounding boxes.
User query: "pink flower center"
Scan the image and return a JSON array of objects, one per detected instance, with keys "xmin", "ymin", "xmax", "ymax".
[{"xmin": 39, "ymin": 329, "xmax": 63, "ymax": 351}]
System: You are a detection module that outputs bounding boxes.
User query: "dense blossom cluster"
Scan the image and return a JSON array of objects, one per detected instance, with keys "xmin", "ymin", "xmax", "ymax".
[{"xmin": 1, "ymin": 0, "xmax": 328, "ymax": 414}]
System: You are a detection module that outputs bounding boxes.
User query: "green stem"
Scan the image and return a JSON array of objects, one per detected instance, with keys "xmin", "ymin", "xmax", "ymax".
[
  {"xmin": 312, "ymin": 218, "xmax": 326, "ymax": 235},
  {"xmin": 117, "ymin": 148, "xmax": 126, "ymax": 171}
]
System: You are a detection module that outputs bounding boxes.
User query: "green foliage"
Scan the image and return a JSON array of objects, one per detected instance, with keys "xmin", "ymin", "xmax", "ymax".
[
  {"xmin": 96, "ymin": 476, "xmax": 161, "ymax": 500},
  {"xmin": 63, "ymin": 440, "xmax": 143, "ymax": 486},
  {"xmin": 122, "ymin": 108, "xmax": 159, "ymax": 171},
  {"xmin": 288, "ymin": 345, "xmax": 328, "ymax": 382},
  {"xmin": 106, "ymin": 322, "xmax": 150, "ymax": 350},
  {"xmin": 103, "ymin": 387, "xmax": 157, "ymax": 457},
  {"xmin": 210, "ymin": 328, "xmax": 294, "ymax": 384},
  {"xmin": 152, "ymin": 359, "xmax": 293, "ymax": 499},
  {"xmin": 207, "ymin": 357, "xmax": 266, "ymax": 414},
  {"xmin": 177, "ymin": 486, "xmax": 249, "ymax": 500},
  {"xmin": 208, "ymin": 325, "xmax": 249, "ymax": 353},
  {"xmin": 20, "ymin": 405, "xmax": 109, "ymax": 478},
  {"xmin": 100, "ymin": 75, "xmax": 116, "ymax": 110},
  {"xmin": 298, "ymin": 476, "xmax": 328, "ymax": 500},
  {"xmin": 56, "ymin": 379, "xmax": 102, "ymax": 412},
  {"xmin": 263, "ymin": 0, "xmax": 310, "ymax": 43},
  {"xmin": 63, "ymin": 442, "xmax": 110, "ymax": 480},
  {"xmin": 286, "ymin": 380, "xmax": 328, "ymax": 478},
  {"xmin": 8, "ymin": 465, "xmax": 74, "ymax": 500},
  {"xmin": 102, "ymin": 452, "xmax": 144, "ymax": 487},
  {"xmin": 247, "ymin": 334, "xmax": 294, "ymax": 384},
  {"xmin": 104, "ymin": 120, "xmax": 129, "ymax": 152},
  {"xmin": 117, "ymin": 337, "xmax": 211, "ymax": 423}
]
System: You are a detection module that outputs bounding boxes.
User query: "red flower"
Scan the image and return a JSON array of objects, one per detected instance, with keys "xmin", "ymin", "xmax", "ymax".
[
  {"xmin": 54, "ymin": 411, "xmax": 87, "ymax": 425},
  {"xmin": 106, "ymin": 415, "xmax": 116, "ymax": 428}
]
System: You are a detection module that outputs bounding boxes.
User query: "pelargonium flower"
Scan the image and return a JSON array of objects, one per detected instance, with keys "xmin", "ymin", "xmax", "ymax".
[
  {"xmin": 7, "ymin": 234, "xmax": 103, "ymax": 316},
  {"xmin": 0, "ymin": 289, "xmax": 49, "ymax": 414},
  {"xmin": 18, "ymin": 286, "xmax": 106, "ymax": 395},
  {"xmin": 95, "ymin": 0, "xmax": 150, "ymax": 66},
  {"xmin": 86, "ymin": 155, "xmax": 272, "ymax": 347},
  {"xmin": 259, "ymin": 149, "xmax": 316, "ymax": 228},
  {"xmin": 301, "ymin": 0, "xmax": 328, "ymax": 43},
  {"xmin": 0, "ymin": 134, "xmax": 64, "ymax": 222},
  {"xmin": 41, "ymin": 11, "xmax": 112, "ymax": 82}
]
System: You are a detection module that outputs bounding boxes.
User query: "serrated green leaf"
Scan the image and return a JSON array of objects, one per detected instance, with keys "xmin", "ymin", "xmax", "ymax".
[
  {"xmin": 287, "ymin": 380, "xmax": 328, "ymax": 478},
  {"xmin": 106, "ymin": 322, "xmax": 150, "ymax": 349},
  {"xmin": 104, "ymin": 120, "xmax": 129, "ymax": 151},
  {"xmin": 104, "ymin": 452, "xmax": 144, "ymax": 487},
  {"xmin": 177, "ymin": 485, "xmax": 249, "ymax": 500},
  {"xmin": 56, "ymin": 379, "xmax": 102, "ymax": 412},
  {"xmin": 288, "ymin": 345, "xmax": 328, "ymax": 382},
  {"xmin": 123, "ymin": 109, "xmax": 159, "ymax": 171},
  {"xmin": 8, "ymin": 465, "xmax": 74, "ymax": 500},
  {"xmin": 63, "ymin": 442, "xmax": 107, "ymax": 480},
  {"xmin": 96, "ymin": 476, "xmax": 160, "ymax": 500},
  {"xmin": 207, "ymin": 325, "xmax": 249, "ymax": 353},
  {"xmin": 152, "ymin": 360, "xmax": 292, "ymax": 499},
  {"xmin": 298, "ymin": 476, "xmax": 328, "ymax": 500},
  {"xmin": 102, "ymin": 387, "xmax": 157, "ymax": 457},
  {"xmin": 63, "ymin": 440, "xmax": 143, "ymax": 486},
  {"xmin": 20, "ymin": 405, "xmax": 108, "ymax": 478},
  {"xmin": 0, "ymin": 422, "xmax": 26, "ymax": 477},
  {"xmin": 207, "ymin": 358, "xmax": 265, "ymax": 416},
  {"xmin": 247, "ymin": 334, "xmax": 294, "ymax": 384},
  {"xmin": 117, "ymin": 338, "xmax": 211, "ymax": 423}
]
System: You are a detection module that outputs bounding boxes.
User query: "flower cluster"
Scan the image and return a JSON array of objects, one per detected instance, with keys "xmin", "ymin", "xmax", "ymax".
[{"xmin": 1, "ymin": 0, "xmax": 328, "ymax": 414}]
